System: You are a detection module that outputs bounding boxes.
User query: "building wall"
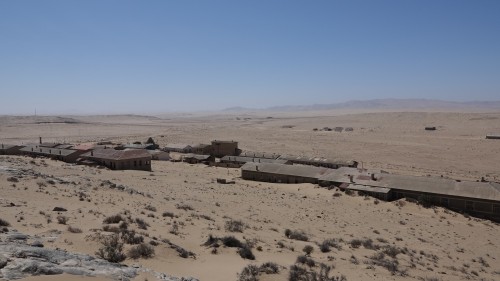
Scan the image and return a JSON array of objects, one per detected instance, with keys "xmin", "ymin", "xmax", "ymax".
[
  {"xmin": 242, "ymin": 170, "xmax": 318, "ymax": 184},
  {"xmin": 91, "ymin": 157, "xmax": 152, "ymax": 171},
  {"xmin": 211, "ymin": 141, "xmax": 238, "ymax": 157},
  {"xmin": 389, "ymin": 189, "xmax": 500, "ymax": 222}
]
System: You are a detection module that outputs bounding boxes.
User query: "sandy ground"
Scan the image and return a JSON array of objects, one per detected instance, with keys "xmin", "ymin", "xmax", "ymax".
[{"xmin": 1, "ymin": 110, "xmax": 500, "ymax": 281}]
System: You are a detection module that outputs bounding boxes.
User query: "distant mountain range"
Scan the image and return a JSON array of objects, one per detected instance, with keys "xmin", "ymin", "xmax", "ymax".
[{"xmin": 222, "ymin": 99, "xmax": 500, "ymax": 112}]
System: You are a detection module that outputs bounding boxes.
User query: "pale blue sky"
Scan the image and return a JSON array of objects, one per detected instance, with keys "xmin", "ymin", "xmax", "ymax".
[{"xmin": 1, "ymin": 1, "xmax": 499, "ymax": 114}]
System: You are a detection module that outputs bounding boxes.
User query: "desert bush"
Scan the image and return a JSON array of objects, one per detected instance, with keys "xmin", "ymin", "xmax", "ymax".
[
  {"xmin": 144, "ymin": 205, "xmax": 157, "ymax": 212},
  {"xmin": 383, "ymin": 245, "xmax": 401, "ymax": 258},
  {"xmin": 296, "ymin": 255, "xmax": 315, "ymax": 267},
  {"xmin": 222, "ymin": 236, "xmax": 244, "ymax": 248},
  {"xmin": 57, "ymin": 215, "xmax": 68, "ymax": 225},
  {"xmin": 127, "ymin": 243, "xmax": 155, "ymax": 259},
  {"xmin": 67, "ymin": 226, "xmax": 82, "ymax": 233},
  {"xmin": 320, "ymin": 239, "xmax": 342, "ymax": 253},
  {"xmin": 121, "ymin": 230, "xmax": 144, "ymax": 245},
  {"xmin": 103, "ymin": 214, "xmax": 123, "ymax": 224},
  {"xmin": 102, "ymin": 225, "xmax": 121, "ymax": 233},
  {"xmin": 162, "ymin": 211, "xmax": 175, "ymax": 218},
  {"xmin": 260, "ymin": 262, "xmax": 280, "ymax": 274},
  {"xmin": 0, "ymin": 218, "xmax": 11, "ymax": 227},
  {"xmin": 285, "ymin": 229, "xmax": 309, "ymax": 241},
  {"xmin": 176, "ymin": 204, "xmax": 194, "ymax": 211},
  {"xmin": 238, "ymin": 264, "xmax": 259, "ymax": 281},
  {"xmin": 225, "ymin": 219, "xmax": 246, "ymax": 232},
  {"xmin": 303, "ymin": 245, "xmax": 314, "ymax": 256},
  {"xmin": 349, "ymin": 239, "xmax": 362, "ymax": 248},
  {"xmin": 135, "ymin": 218, "xmax": 149, "ymax": 230},
  {"xmin": 362, "ymin": 239, "xmax": 380, "ymax": 250},
  {"xmin": 96, "ymin": 234, "xmax": 126, "ymax": 263},
  {"xmin": 238, "ymin": 245, "xmax": 255, "ymax": 260}
]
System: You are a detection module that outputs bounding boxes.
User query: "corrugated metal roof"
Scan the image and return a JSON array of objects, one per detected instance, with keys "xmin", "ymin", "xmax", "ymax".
[
  {"xmin": 164, "ymin": 143, "xmax": 192, "ymax": 149},
  {"xmin": 19, "ymin": 145, "xmax": 81, "ymax": 157},
  {"xmin": 320, "ymin": 168, "xmax": 500, "ymax": 201},
  {"xmin": 222, "ymin": 156, "xmax": 288, "ymax": 164},
  {"xmin": 82, "ymin": 149, "xmax": 151, "ymax": 161},
  {"xmin": 278, "ymin": 154, "xmax": 356, "ymax": 166},
  {"xmin": 0, "ymin": 144, "xmax": 21, "ymax": 150},
  {"xmin": 183, "ymin": 154, "xmax": 212, "ymax": 160},
  {"xmin": 241, "ymin": 162, "xmax": 332, "ymax": 179},
  {"xmin": 239, "ymin": 151, "xmax": 281, "ymax": 159}
]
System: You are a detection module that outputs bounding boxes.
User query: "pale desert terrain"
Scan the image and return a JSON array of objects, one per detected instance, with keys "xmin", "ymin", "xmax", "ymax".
[{"xmin": 1, "ymin": 110, "xmax": 500, "ymax": 281}]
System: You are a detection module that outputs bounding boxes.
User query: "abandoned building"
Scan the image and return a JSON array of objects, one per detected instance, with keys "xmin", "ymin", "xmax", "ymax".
[
  {"xmin": 278, "ymin": 155, "xmax": 358, "ymax": 169},
  {"xmin": 486, "ymin": 134, "xmax": 500, "ymax": 140},
  {"xmin": 238, "ymin": 151, "xmax": 281, "ymax": 159},
  {"xmin": 191, "ymin": 143, "xmax": 213, "ymax": 155},
  {"xmin": 163, "ymin": 143, "xmax": 193, "ymax": 153},
  {"xmin": 147, "ymin": 150, "xmax": 171, "ymax": 161},
  {"xmin": 19, "ymin": 145, "xmax": 87, "ymax": 163},
  {"xmin": 0, "ymin": 144, "xmax": 24, "ymax": 155},
  {"xmin": 81, "ymin": 149, "xmax": 152, "ymax": 171},
  {"xmin": 211, "ymin": 140, "xmax": 239, "ymax": 157},
  {"xmin": 319, "ymin": 167, "xmax": 500, "ymax": 221},
  {"xmin": 220, "ymin": 155, "xmax": 290, "ymax": 168},
  {"xmin": 241, "ymin": 162, "xmax": 332, "ymax": 184},
  {"xmin": 182, "ymin": 154, "xmax": 214, "ymax": 164}
]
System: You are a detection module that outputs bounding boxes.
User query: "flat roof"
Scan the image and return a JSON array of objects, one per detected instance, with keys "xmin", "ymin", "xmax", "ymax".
[
  {"xmin": 82, "ymin": 149, "xmax": 151, "ymax": 161},
  {"xmin": 241, "ymin": 162, "xmax": 333, "ymax": 179}
]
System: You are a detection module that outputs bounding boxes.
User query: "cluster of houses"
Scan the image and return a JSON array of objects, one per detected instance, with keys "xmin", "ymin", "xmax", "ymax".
[{"xmin": 2, "ymin": 136, "xmax": 500, "ymax": 222}]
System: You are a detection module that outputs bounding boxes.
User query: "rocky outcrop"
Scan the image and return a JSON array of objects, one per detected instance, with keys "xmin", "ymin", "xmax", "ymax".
[{"xmin": 0, "ymin": 233, "xmax": 199, "ymax": 281}]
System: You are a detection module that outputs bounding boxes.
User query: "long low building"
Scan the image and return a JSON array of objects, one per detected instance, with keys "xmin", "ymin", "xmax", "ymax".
[
  {"xmin": 221, "ymin": 156, "xmax": 290, "ymax": 167},
  {"xmin": 19, "ymin": 145, "xmax": 87, "ymax": 163},
  {"xmin": 81, "ymin": 149, "xmax": 152, "ymax": 171},
  {"xmin": 319, "ymin": 167, "xmax": 500, "ymax": 221},
  {"xmin": 241, "ymin": 162, "xmax": 332, "ymax": 184},
  {"xmin": 0, "ymin": 144, "xmax": 23, "ymax": 155},
  {"xmin": 277, "ymin": 155, "xmax": 358, "ymax": 169}
]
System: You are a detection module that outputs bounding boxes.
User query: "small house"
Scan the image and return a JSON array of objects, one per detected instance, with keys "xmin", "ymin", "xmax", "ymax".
[{"xmin": 81, "ymin": 149, "xmax": 152, "ymax": 171}]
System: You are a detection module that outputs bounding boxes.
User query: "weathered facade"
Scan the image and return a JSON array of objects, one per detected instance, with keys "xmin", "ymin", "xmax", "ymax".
[
  {"xmin": 319, "ymin": 168, "xmax": 500, "ymax": 221},
  {"xmin": 241, "ymin": 162, "xmax": 332, "ymax": 184},
  {"xmin": 191, "ymin": 144, "xmax": 212, "ymax": 155},
  {"xmin": 211, "ymin": 140, "xmax": 239, "ymax": 157},
  {"xmin": 182, "ymin": 154, "xmax": 214, "ymax": 164},
  {"xmin": 81, "ymin": 149, "xmax": 152, "ymax": 171}
]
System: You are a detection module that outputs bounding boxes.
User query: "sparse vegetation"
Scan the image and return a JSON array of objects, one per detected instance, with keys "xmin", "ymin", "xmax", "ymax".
[
  {"xmin": 0, "ymin": 218, "xmax": 11, "ymax": 227},
  {"xmin": 285, "ymin": 229, "xmax": 309, "ymax": 241},
  {"xmin": 176, "ymin": 204, "xmax": 194, "ymax": 211},
  {"xmin": 127, "ymin": 243, "xmax": 155, "ymax": 259},
  {"xmin": 56, "ymin": 215, "xmax": 68, "ymax": 225},
  {"xmin": 67, "ymin": 226, "xmax": 82, "ymax": 233},
  {"xmin": 303, "ymin": 245, "xmax": 314, "ymax": 256},
  {"xmin": 96, "ymin": 234, "xmax": 126, "ymax": 263},
  {"xmin": 103, "ymin": 214, "xmax": 123, "ymax": 224},
  {"xmin": 225, "ymin": 219, "xmax": 246, "ymax": 232}
]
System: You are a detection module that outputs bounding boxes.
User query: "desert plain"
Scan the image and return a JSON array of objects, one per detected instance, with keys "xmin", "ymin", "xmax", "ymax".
[{"xmin": 1, "ymin": 109, "xmax": 500, "ymax": 281}]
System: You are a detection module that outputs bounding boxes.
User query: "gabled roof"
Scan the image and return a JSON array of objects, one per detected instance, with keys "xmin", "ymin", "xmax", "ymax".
[
  {"xmin": 164, "ymin": 143, "xmax": 192, "ymax": 149},
  {"xmin": 278, "ymin": 154, "xmax": 357, "ymax": 166},
  {"xmin": 320, "ymin": 168, "xmax": 500, "ymax": 202},
  {"xmin": 82, "ymin": 149, "xmax": 151, "ymax": 161},
  {"xmin": 241, "ymin": 163, "xmax": 332, "ymax": 179},
  {"xmin": 222, "ymin": 156, "xmax": 289, "ymax": 164},
  {"xmin": 183, "ymin": 154, "xmax": 212, "ymax": 160}
]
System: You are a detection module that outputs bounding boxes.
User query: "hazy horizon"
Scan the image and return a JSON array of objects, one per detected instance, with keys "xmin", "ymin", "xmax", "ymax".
[{"xmin": 1, "ymin": 1, "xmax": 499, "ymax": 115}]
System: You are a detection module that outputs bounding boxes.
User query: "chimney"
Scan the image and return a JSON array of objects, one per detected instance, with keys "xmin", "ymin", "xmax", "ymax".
[
  {"xmin": 371, "ymin": 173, "xmax": 376, "ymax": 181},
  {"xmin": 39, "ymin": 137, "xmax": 42, "ymax": 144}
]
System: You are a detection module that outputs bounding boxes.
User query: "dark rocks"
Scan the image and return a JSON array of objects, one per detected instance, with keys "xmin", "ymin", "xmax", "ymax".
[
  {"xmin": 6, "ymin": 233, "xmax": 28, "ymax": 241},
  {"xmin": 0, "ymin": 255, "xmax": 7, "ymax": 269},
  {"xmin": 30, "ymin": 241, "xmax": 44, "ymax": 248},
  {"xmin": 52, "ymin": 207, "xmax": 67, "ymax": 212}
]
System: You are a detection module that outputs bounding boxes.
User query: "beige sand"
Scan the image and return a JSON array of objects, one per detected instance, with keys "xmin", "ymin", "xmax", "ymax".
[{"xmin": 1, "ymin": 110, "xmax": 499, "ymax": 281}]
